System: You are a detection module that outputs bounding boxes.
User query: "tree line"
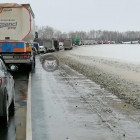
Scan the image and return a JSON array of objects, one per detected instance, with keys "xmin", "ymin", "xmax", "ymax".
[{"xmin": 37, "ymin": 26, "xmax": 140, "ymax": 43}]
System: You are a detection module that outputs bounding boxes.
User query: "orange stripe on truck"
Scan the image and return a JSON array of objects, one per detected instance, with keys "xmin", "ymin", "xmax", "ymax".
[
  {"xmin": 26, "ymin": 47, "xmax": 32, "ymax": 52},
  {"xmin": 14, "ymin": 48, "xmax": 25, "ymax": 52},
  {"xmin": 0, "ymin": 48, "xmax": 2, "ymax": 52}
]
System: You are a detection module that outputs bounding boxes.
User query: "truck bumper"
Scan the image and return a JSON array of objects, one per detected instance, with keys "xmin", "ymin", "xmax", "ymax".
[
  {"xmin": 5, "ymin": 59, "xmax": 31, "ymax": 64},
  {"xmin": 0, "ymin": 54, "xmax": 32, "ymax": 64}
]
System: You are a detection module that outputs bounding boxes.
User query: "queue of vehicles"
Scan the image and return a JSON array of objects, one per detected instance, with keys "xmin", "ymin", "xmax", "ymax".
[
  {"xmin": 0, "ymin": 2, "xmax": 103, "ymax": 126},
  {"xmin": 0, "ymin": 3, "xmax": 38, "ymax": 124}
]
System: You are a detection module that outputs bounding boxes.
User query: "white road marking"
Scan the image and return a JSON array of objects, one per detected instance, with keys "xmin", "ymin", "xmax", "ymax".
[{"xmin": 26, "ymin": 73, "xmax": 32, "ymax": 140}]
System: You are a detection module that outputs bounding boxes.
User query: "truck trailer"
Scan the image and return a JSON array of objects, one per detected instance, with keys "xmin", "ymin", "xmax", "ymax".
[
  {"xmin": 64, "ymin": 39, "xmax": 73, "ymax": 50},
  {"xmin": 43, "ymin": 40, "xmax": 55, "ymax": 53},
  {"xmin": 0, "ymin": 3, "xmax": 37, "ymax": 71},
  {"xmin": 43, "ymin": 39, "xmax": 59, "ymax": 52}
]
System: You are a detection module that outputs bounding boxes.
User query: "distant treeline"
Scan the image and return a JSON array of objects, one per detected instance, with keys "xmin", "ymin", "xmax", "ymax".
[{"xmin": 36, "ymin": 26, "xmax": 140, "ymax": 43}]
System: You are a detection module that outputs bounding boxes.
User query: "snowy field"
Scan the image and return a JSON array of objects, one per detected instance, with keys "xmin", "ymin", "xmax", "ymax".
[
  {"xmin": 58, "ymin": 45, "xmax": 140, "ymax": 108},
  {"xmin": 72, "ymin": 44, "xmax": 140, "ymax": 64}
]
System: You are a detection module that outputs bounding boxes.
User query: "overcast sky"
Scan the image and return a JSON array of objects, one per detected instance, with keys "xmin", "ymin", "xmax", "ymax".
[{"xmin": 1, "ymin": 0, "xmax": 140, "ymax": 32}]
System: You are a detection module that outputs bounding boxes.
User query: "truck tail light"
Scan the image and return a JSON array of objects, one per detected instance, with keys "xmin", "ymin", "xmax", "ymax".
[
  {"xmin": 24, "ymin": 53, "xmax": 30, "ymax": 59},
  {"xmin": 0, "ymin": 78, "xmax": 2, "ymax": 85},
  {"xmin": 24, "ymin": 55, "xmax": 30, "ymax": 59}
]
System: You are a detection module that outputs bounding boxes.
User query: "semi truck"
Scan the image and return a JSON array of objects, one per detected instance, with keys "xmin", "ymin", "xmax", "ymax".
[
  {"xmin": 64, "ymin": 39, "xmax": 73, "ymax": 50},
  {"xmin": 43, "ymin": 40, "xmax": 59, "ymax": 53},
  {"xmin": 43, "ymin": 40, "xmax": 55, "ymax": 53},
  {"xmin": 0, "ymin": 3, "xmax": 37, "ymax": 71},
  {"xmin": 74, "ymin": 38, "xmax": 81, "ymax": 46}
]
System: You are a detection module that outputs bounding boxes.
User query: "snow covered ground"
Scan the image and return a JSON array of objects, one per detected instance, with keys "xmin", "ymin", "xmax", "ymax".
[
  {"xmin": 72, "ymin": 44, "xmax": 140, "ymax": 64},
  {"xmin": 57, "ymin": 45, "xmax": 140, "ymax": 108}
]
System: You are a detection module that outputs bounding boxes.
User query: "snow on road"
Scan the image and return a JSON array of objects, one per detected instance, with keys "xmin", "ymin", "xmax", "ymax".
[{"xmin": 57, "ymin": 45, "xmax": 140, "ymax": 108}]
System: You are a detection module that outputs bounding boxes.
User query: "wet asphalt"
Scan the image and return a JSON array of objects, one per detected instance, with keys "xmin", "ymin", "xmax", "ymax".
[{"xmin": 0, "ymin": 71, "xmax": 29, "ymax": 140}]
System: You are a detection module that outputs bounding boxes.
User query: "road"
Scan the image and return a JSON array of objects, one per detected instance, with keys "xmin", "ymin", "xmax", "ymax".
[
  {"xmin": 31, "ymin": 55, "xmax": 140, "ymax": 140},
  {"xmin": 1, "ymin": 45, "xmax": 140, "ymax": 140}
]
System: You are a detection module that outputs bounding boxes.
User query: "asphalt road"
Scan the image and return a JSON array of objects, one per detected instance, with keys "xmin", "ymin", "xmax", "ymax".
[
  {"xmin": 1, "ymin": 51, "xmax": 140, "ymax": 140},
  {"xmin": 31, "ymin": 55, "xmax": 140, "ymax": 140}
]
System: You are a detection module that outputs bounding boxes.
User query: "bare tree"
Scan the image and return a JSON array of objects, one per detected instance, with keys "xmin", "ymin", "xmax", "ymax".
[{"xmin": 37, "ymin": 25, "xmax": 140, "ymax": 43}]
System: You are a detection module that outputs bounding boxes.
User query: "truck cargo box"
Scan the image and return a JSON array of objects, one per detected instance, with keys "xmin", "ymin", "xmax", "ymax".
[{"xmin": 0, "ymin": 3, "xmax": 35, "ymax": 42}]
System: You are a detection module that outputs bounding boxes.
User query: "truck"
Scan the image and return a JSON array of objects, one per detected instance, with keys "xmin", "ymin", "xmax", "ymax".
[
  {"xmin": 0, "ymin": 3, "xmax": 37, "ymax": 71},
  {"xmin": 53, "ymin": 40, "xmax": 59, "ymax": 51},
  {"xmin": 33, "ymin": 42, "xmax": 40, "ymax": 54},
  {"xmin": 43, "ymin": 40, "xmax": 55, "ymax": 53},
  {"xmin": 64, "ymin": 39, "xmax": 73, "ymax": 50},
  {"xmin": 74, "ymin": 38, "xmax": 81, "ymax": 46},
  {"xmin": 43, "ymin": 39, "xmax": 59, "ymax": 53}
]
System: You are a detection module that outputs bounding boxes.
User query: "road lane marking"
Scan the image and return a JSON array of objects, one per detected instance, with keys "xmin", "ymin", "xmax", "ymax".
[{"xmin": 26, "ymin": 73, "xmax": 32, "ymax": 140}]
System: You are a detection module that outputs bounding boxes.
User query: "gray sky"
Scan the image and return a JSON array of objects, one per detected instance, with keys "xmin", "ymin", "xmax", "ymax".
[{"xmin": 1, "ymin": 0, "xmax": 140, "ymax": 32}]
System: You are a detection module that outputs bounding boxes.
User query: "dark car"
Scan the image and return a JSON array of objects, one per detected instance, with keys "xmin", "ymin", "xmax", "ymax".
[{"xmin": 0, "ymin": 58, "xmax": 15, "ymax": 124}]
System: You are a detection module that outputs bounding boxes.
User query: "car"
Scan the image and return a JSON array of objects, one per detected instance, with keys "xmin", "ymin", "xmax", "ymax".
[
  {"xmin": 39, "ymin": 46, "xmax": 46, "ymax": 53},
  {"xmin": 0, "ymin": 58, "xmax": 15, "ymax": 124},
  {"xmin": 59, "ymin": 44, "xmax": 64, "ymax": 50}
]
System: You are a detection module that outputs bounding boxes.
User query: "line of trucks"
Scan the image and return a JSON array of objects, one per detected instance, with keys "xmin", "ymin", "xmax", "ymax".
[
  {"xmin": 0, "ymin": 2, "xmax": 107, "ymax": 72},
  {"xmin": 34, "ymin": 39, "xmax": 73, "ymax": 53},
  {"xmin": 1, "ymin": 3, "xmax": 118, "ymax": 72}
]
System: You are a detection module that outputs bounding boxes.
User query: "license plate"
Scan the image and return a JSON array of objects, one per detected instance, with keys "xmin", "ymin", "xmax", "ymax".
[
  {"xmin": 3, "ymin": 56, "xmax": 13, "ymax": 59},
  {"xmin": 14, "ymin": 56, "xmax": 20, "ymax": 59}
]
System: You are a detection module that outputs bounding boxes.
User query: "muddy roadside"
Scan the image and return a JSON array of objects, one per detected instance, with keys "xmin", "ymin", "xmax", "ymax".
[{"xmin": 57, "ymin": 51, "xmax": 140, "ymax": 109}]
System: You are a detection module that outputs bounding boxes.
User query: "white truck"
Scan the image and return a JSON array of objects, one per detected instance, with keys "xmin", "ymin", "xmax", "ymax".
[
  {"xmin": 43, "ymin": 40, "xmax": 55, "ymax": 53},
  {"xmin": 64, "ymin": 39, "xmax": 73, "ymax": 50},
  {"xmin": 0, "ymin": 3, "xmax": 37, "ymax": 71}
]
